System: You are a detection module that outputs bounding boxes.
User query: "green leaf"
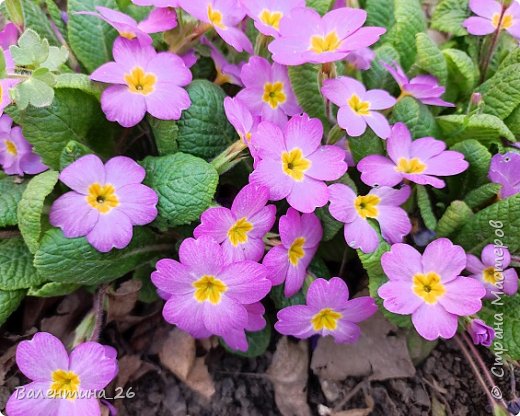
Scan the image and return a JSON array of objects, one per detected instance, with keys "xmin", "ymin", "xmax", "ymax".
[
  {"xmin": 5, "ymin": 0, "xmax": 24, "ymax": 27},
  {"xmin": 10, "ymin": 29, "xmax": 49, "ymax": 67},
  {"xmin": 54, "ymin": 74, "xmax": 102, "ymax": 99},
  {"xmin": 0, "ymin": 289, "xmax": 25, "ymax": 327},
  {"xmin": 443, "ymin": 49, "xmax": 478, "ymax": 100},
  {"xmin": 20, "ymin": 0, "xmax": 60, "ymax": 45},
  {"xmin": 220, "ymin": 323, "xmax": 271, "ymax": 358},
  {"xmin": 448, "ymin": 139, "xmax": 492, "ymax": 195},
  {"xmin": 0, "ymin": 176, "xmax": 28, "ymax": 227},
  {"xmin": 316, "ymin": 205, "xmax": 342, "ymax": 242},
  {"xmin": 435, "ymin": 200, "xmax": 473, "ymax": 237},
  {"xmin": 17, "ymin": 170, "xmax": 59, "ymax": 254},
  {"xmin": 464, "ymin": 183, "xmax": 501, "ymax": 209},
  {"xmin": 416, "ymin": 185, "xmax": 437, "ymax": 230},
  {"xmin": 415, "ymin": 33, "xmax": 447, "ymax": 86},
  {"xmin": 34, "ymin": 228, "xmax": 171, "ymax": 285},
  {"xmin": 349, "ymin": 130, "xmax": 385, "ymax": 163},
  {"xmin": 147, "ymin": 116, "xmax": 179, "ymax": 156},
  {"xmin": 12, "ymin": 68, "xmax": 56, "ymax": 110},
  {"xmin": 0, "ymin": 50, "xmax": 6, "ymax": 79},
  {"xmin": 431, "ymin": 0, "xmax": 469, "ymax": 36},
  {"xmin": 363, "ymin": 43, "xmax": 401, "ymax": 92},
  {"xmin": 28, "ymin": 281, "xmax": 80, "ymax": 297},
  {"xmin": 0, "ymin": 237, "xmax": 45, "ymax": 290},
  {"xmin": 478, "ymin": 63, "xmax": 520, "ymax": 120},
  {"xmin": 133, "ymin": 264, "xmax": 159, "ymax": 303},
  {"xmin": 505, "ymin": 105, "xmax": 520, "ymax": 139},
  {"xmin": 305, "ymin": 0, "xmax": 333, "ymax": 15},
  {"xmin": 270, "ymin": 284, "xmax": 306, "ymax": 309},
  {"xmin": 365, "ymin": 0, "xmax": 395, "ymax": 29},
  {"xmin": 59, "ymin": 141, "xmax": 93, "ymax": 170},
  {"xmin": 142, "ymin": 152, "xmax": 219, "ymax": 228},
  {"xmin": 41, "ymin": 46, "xmax": 68, "ymax": 71},
  {"xmin": 391, "ymin": 96, "xmax": 440, "ymax": 138},
  {"xmin": 45, "ymin": 0, "xmax": 68, "ymax": 43}
]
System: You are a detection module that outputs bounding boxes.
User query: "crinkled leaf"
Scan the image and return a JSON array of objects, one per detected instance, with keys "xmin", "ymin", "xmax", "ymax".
[
  {"xmin": 54, "ymin": 73, "xmax": 102, "ymax": 99},
  {"xmin": 365, "ymin": 0, "xmax": 395, "ymax": 29},
  {"xmin": 11, "ymin": 68, "xmax": 56, "ymax": 110},
  {"xmin": 305, "ymin": 0, "xmax": 333, "ymax": 15},
  {"xmin": 0, "ymin": 237, "xmax": 45, "ymax": 290},
  {"xmin": 0, "ymin": 289, "xmax": 25, "ymax": 327},
  {"xmin": 59, "ymin": 140, "xmax": 93, "ymax": 170},
  {"xmin": 5, "ymin": 0, "xmax": 24, "ymax": 27},
  {"xmin": 0, "ymin": 176, "xmax": 28, "ymax": 227},
  {"xmin": 391, "ymin": 96, "xmax": 440, "ymax": 139},
  {"xmin": 363, "ymin": 43, "xmax": 401, "ymax": 92},
  {"xmin": 0, "ymin": 50, "xmax": 6, "ymax": 79},
  {"xmin": 316, "ymin": 205, "xmax": 343, "ymax": 242},
  {"xmin": 435, "ymin": 200, "xmax": 473, "ymax": 237},
  {"xmin": 10, "ymin": 28, "xmax": 49, "ymax": 67},
  {"xmin": 431, "ymin": 0, "xmax": 469, "ymax": 36},
  {"xmin": 505, "ymin": 105, "xmax": 520, "ymax": 139},
  {"xmin": 148, "ymin": 116, "xmax": 179, "ymax": 156},
  {"xmin": 220, "ymin": 322, "xmax": 271, "ymax": 358},
  {"xmin": 443, "ymin": 49, "xmax": 478, "ymax": 100},
  {"xmin": 478, "ymin": 63, "xmax": 520, "ymax": 120},
  {"xmin": 415, "ymin": 32, "xmax": 447, "ymax": 86},
  {"xmin": 45, "ymin": 0, "xmax": 68, "ymax": 43},
  {"xmin": 464, "ymin": 183, "xmax": 501, "ymax": 209},
  {"xmin": 40, "ymin": 46, "xmax": 69, "ymax": 71},
  {"xmin": 349, "ymin": 130, "xmax": 385, "ymax": 163},
  {"xmin": 416, "ymin": 185, "xmax": 437, "ymax": 230},
  {"xmin": 28, "ymin": 281, "xmax": 80, "ymax": 298}
]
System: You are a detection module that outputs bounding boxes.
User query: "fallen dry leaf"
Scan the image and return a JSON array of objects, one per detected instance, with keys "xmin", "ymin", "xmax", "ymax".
[
  {"xmin": 107, "ymin": 279, "xmax": 143, "ymax": 322},
  {"xmin": 267, "ymin": 336, "xmax": 312, "ymax": 416},
  {"xmin": 115, "ymin": 355, "xmax": 144, "ymax": 388}
]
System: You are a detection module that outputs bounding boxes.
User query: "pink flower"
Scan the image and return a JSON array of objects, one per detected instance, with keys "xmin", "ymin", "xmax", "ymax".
[
  {"xmin": 50, "ymin": 155, "xmax": 158, "ymax": 253},
  {"xmin": 0, "ymin": 22, "xmax": 19, "ymax": 50},
  {"xmin": 151, "ymin": 236, "xmax": 272, "ymax": 351},
  {"xmin": 90, "ymin": 38, "xmax": 192, "ymax": 127},
  {"xmin": 250, "ymin": 114, "xmax": 348, "ymax": 213},
  {"xmin": 240, "ymin": 0, "xmax": 305, "ymax": 38},
  {"xmin": 463, "ymin": 0, "xmax": 520, "ymax": 39},
  {"xmin": 328, "ymin": 184, "xmax": 412, "ymax": 253},
  {"xmin": 0, "ymin": 115, "xmax": 47, "ymax": 176},
  {"xmin": 345, "ymin": 47, "xmax": 375, "ymax": 71},
  {"xmin": 334, "ymin": 138, "xmax": 356, "ymax": 167},
  {"xmin": 221, "ymin": 302, "xmax": 267, "ymax": 351},
  {"xmin": 263, "ymin": 208, "xmax": 322, "ymax": 296},
  {"xmin": 269, "ymin": 7, "xmax": 385, "ymax": 65},
  {"xmin": 321, "ymin": 76, "xmax": 396, "ymax": 139},
  {"xmin": 275, "ymin": 277, "xmax": 377, "ymax": 343},
  {"xmin": 194, "ymin": 184, "xmax": 276, "ymax": 262},
  {"xmin": 357, "ymin": 123, "xmax": 469, "ymax": 189},
  {"xmin": 133, "ymin": 0, "xmax": 179, "ymax": 6},
  {"xmin": 6, "ymin": 332, "xmax": 118, "ymax": 416},
  {"xmin": 201, "ymin": 37, "xmax": 243, "ymax": 86},
  {"xmin": 488, "ymin": 152, "xmax": 520, "ymax": 199},
  {"xmin": 467, "ymin": 319, "xmax": 495, "ymax": 347},
  {"xmin": 224, "ymin": 96, "xmax": 260, "ymax": 145},
  {"xmin": 178, "ymin": 0, "xmax": 253, "ymax": 53},
  {"xmin": 378, "ymin": 239, "xmax": 486, "ymax": 341},
  {"xmin": 0, "ymin": 22, "xmax": 20, "ymax": 115},
  {"xmin": 466, "ymin": 244, "xmax": 518, "ymax": 299},
  {"xmin": 236, "ymin": 56, "xmax": 301, "ymax": 126}
]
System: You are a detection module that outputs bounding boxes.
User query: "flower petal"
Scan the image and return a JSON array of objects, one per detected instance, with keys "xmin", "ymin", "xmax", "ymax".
[
  {"xmin": 59, "ymin": 154, "xmax": 105, "ymax": 194},
  {"xmin": 50, "ymin": 192, "xmax": 99, "ymax": 238},
  {"xmin": 69, "ymin": 342, "xmax": 118, "ymax": 390},
  {"xmin": 86, "ymin": 209, "xmax": 134, "ymax": 253}
]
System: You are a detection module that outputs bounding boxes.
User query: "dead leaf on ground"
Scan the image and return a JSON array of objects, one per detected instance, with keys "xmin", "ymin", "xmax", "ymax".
[
  {"xmin": 318, "ymin": 393, "xmax": 374, "ymax": 416},
  {"xmin": 107, "ymin": 279, "xmax": 142, "ymax": 322},
  {"xmin": 311, "ymin": 311, "xmax": 415, "ymax": 381},
  {"xmin": 266, "ymin": 336, "xmax": 312, "ymax": 416}
]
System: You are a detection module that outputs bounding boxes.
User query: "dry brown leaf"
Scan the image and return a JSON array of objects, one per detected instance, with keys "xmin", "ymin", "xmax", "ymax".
[
  {"xmin": 115, "ymin": 355, "xmax": 143, "ymax": 388},
  {"xmin": 267, "ymin": 336, "xmax": 312, "ymax": 416},
  {"xmin": 107, "ymin": 279, "xmax": 142, "ymax": 322}
]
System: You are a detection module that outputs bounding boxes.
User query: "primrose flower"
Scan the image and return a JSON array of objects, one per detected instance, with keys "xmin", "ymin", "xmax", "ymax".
[
  {"xmin": 0, "ymin": 22, "xmax": 19, "ymax": 50},
  {"xmin": 345, "ymin": 47, "xmax": 375, "ymax": 71},
  {"xmin": 90, "ymin": 38, "xmax": 192, "ymax": 127},
  {"xmin": 463, "ymin": 0, "xmax": 520, "ymax": 39},
  {"xmin": 194, "ymin": 184, "xmax": 276, "ymax": 262},
  {"xmin": 133, "ymin": 0, "xmax": 179, "ymax": 6},
  {"xmin": 79, "ymin": 6, "xmax": 177, "ymax": 45},
  {"xmin": 466, "ymin": 244, "xmax": 518, "ymax": 299},
  {"xmin": 378, "ymin": 239, "xmax": 486, "ymax": 341},
  {"xmin": 201, "ymin": 37, "xmax": 242, "ymax": 86},
  {"xmin": 263, "ymin": 208, "xmax": 322, "ymax": 296},
  {"xmin": 178, "ymin": 0, "xmax": 253, "ymax": 53},
  {"xmin": 334, "ymin": 138, "xmax": 356, "ymax": 167},
  {"xmin": 0, "ymin": 115, "xmax": 47, "ymax": 176},
  {"xmin": 6, "ymin": 332, "xmax": 118, "ymax": 416},
  {"xmin": 236, "ymin": 56, "xmax": 300, "ymax": 126},
  {"xmin": 321, "ymin": 76, "xmax": 396, "ymax": 139},
  {"xmin": 269, "ymin": 7, "xmax": 385, "ymax": 65},
  {"xmin": 275, "ymin": 277, "xmax": 377, "ymax": 343},
  {"xmin": 151, "ymin": 236, "xmax": 272, "ymax": 347},
  {"xmin": 250, "ymin": 114, "xmax": 347, "ymax": 213},
  {"xmin": 358, "ymin": 123, "xmax": 469, "ymax": 189},
  {"xmin": 50, "ymin": 155, "xmax": 158, "ymax": 253},
  {"xmin": 488, "ymin": 152, "xmax": 520, "ymax": 199},
  {"xmin": 221, "ymin": 302, "xmax": 267, "ymax": 351},
  {"xmin": 224, "ymin": 96, "xmax": 260, "ymax": 145},
  {"xmin": 328, "ymin": 184, "xmax": 412, "ymax": 254},
  {"xmin": 240, "ymin": 0, "xmax": 306, "ymax": 38},
  {"xmin": 467, "ymin": 319, "xmax": 495, "ymax": 347}
]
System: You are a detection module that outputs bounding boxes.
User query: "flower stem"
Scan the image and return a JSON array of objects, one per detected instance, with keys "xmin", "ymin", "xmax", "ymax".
[
  {"xmin": 480, "ymin": 6, "xmax": 507, "ymax": 82},
  {"xmin": 89, "ymin": 284, "xmax": 108, "ymax": 342}
]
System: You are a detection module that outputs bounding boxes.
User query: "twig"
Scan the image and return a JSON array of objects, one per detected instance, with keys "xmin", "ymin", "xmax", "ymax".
[
  {"xmin": 333, "ymin": 378, "xmax": 367, "ymax": 412},
  {"xmin": 0, "ymin": 230, "xmax": 21, "ymax": 239}
]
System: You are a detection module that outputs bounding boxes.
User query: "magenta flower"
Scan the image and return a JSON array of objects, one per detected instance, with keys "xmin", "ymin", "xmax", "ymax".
[
  {"xmin": 328, "ymin": 184, "xmax": 412, "ymax": 254},
  {"xmin": 275, "ymin": 277, "xmax": 377, "ymax": 343},
  {"xmin": 322, "ymin": 76, "xmax": 396, "ymax": 139},
  {"xmin": 224, "ymin": 96, "xmax": 260, "ymax": 145},
  {"xmin": 463, "ymin": 0, "xmax": 520, "ymax": 39},
  {"xmin": 178, "ymin": 0, "xmax": 253, "ymax": 53},
  {"xmin": 79, "ymin": 6, "xmax": 177, "ymax": 45},
  {"xmin": 466, "ymin": 244, "xmax": 518, "ymax": 299},
  {"xmin": 201, "ymin": 37, "xmax": 243, "ymax": 86},
  {"xmin": 221, "ymin": 302, "xmax": 267, "ymax": 351},
  {"xmin": 488, "ymin": 152, "xmax": 520, "ymax": 199},
  {"xmin": 250, "ymin": 114, "xmax": 347, "ymax": 213},
  {"xmin": 383, "ymin": 61, "xmax": 454, "ymax": 107},
  {"xmin": 240, "ymin": 0, "xmax": 305, "ymax": 38},
  {"xmin": 358, "ymin": 123, "xmax": 469, "ymax": 189},
  {"xmin": 236, "ymin": 56, "xmax": 300, "ymax": 126},
  {"xmin": 133, "ymin": 0, "xmax": 179, "ymax": 6},
  {"xmin": 345, "ymin": 47, "xmax": 375, "ymax": 71},
  {"xmin": 90, "ymin": 38, "xmax": 192, "ymax": 127},
  {"xmin": 194, "ymin": 184, "xmax": 276, "ymax": 262},
  {"xmin": 0, "ymin": 115, "xmax": 47, "ymax": 176},
  {"xmin": 269, "ymin": 7, "xmax": 385, "ymax": 65},
  {"xmin": 0, "ymin": 21, "xmax": 19, "ymax": 50},
  {"xmin": 378, "ymin": 239, "xmax": 486, "ymax": 341},
  {"xmin": 6, "ymin": 332, "xmax": 118, "ymax": 415},
  {"xmin": 263, "ymin": 208, "xmax": 322, "ymax": 296},
  {"xmin": 467, "ymin": 319, "xmax": 495, "ymax": 347},
  {"xmin": 151, "ymin": 236, "xmax": 272, "ymax": 348},
  {"xmin": 50, "ymin": 155, "xmax": 158, "ymax": 253}
]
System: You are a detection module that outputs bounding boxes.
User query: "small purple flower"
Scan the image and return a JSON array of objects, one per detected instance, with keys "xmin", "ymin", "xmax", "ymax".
[
  {"xmin": 6, "ymin": 332, "xmax": 118, "ymax": 415},
  {"xmin": 488, "ymin": 152, "xmax": 520, "ymax": 199},
  {"xmin": 201, "ymin": 37, "xmax": 243, "ymax": 86},
  {"xmin": 224, "ymin": 96, "xmax": 260, "ymax": 145},
  {"xmin": 90, "ymin": 38, "xmax": 192, "ymax": 127},
  {"xmin": 328, "ymin": 184, "xmax": 412, "ymax": 254},
  {"xmin": 463, "ymin": 0, "xmax": 520, "ymax": 39},
  {"xmin": 383, "ymin": 61, "xmax": 454, "ymax": 107},
  {"xmin": 321, "ymin": 76, "xmax": 396, "ymax": 139},
  {"xmin": 263, "ymin": 208, "xmax": 322, "ymax": 297},
  {"xmin": 194, "ymin": 184, "xmax": 276, "ymax": 262},
  {"xmin": 345, "ymin": 47, "xmax": 375, "ymax": 71},
  {"xmin": 0, "ymin": 115, "xmax": 47, "ymax": 176},
  {"xmin": 358, "ymin": 122, "xmax": 469, "ymax": 189},
  {"xmin": 275, "ymin": 277, "xmax": 377, "ymax": 343},
  {"xmin": 0, "ymin": 22, "xmax": 19, "ymax": 50},
  {"xmin": 151, "ymin": 236, "xmax": 272, "ymax": 351},
  {"xmin": 221, "ymin": 302, "xmax": 267, "ymax": 351},
  {"xmin": 466, "ymin": 244, "xmax": 518, "ymax": 299},
  {"xmin": 50, "ymin": 155, "xmax": 158, "ymax": 253},
  {"xmin": 133, "ymin": 0, "xmax": 179, "ymax": 6},
  {"xmin": 467, "ymin": 319, "xmax": 495, "ymax": 347}
]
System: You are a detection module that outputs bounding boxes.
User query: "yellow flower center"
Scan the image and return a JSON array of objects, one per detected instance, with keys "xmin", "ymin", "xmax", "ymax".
[
  {"xmin": 244, "ymin": 132, "xmax": 252, "ymax": 142},
  {"xmin": 124, "ymin": 67, "xmax": 157, "ymax": 96},
  {"xmin": 288, "ymin": 236, "xmax": 306, "ymax": 266},
  {"xmin": 483, "ymin": 266, "xmax": 502, "ymax": 285},
  {"xmin": 412, "ymin": 272, "xmax": 446, "ymax": 304},
  {"xmin": 86, "ymin": 183, "xmax": 119, "ymax": 214},
  {"xmin": 49, "ymin": 370, "xmax": 80, "ymax": 400},
  {"xmin": 262, "ymin": 81, "xmax": 287, "ymax": 109},
  {"xmin": 311, "ymin": 308, "xmax": 343, "ymax": 331},
  {"xmin": 5, "ymin": 140, "xmax": 17, "ymax": 155},
  {"xmin": 395, "ymin": 157, "xmax": 427, "ymax": 174},
  {"xmin": 119, "ymin": 31, "xmax": 137, "ymax": 40},
  {"xmin": 259, "ymin": 9, "xmax": 283, "ymax": 30},
  {"xmin": 310, "ymin": 31, "xmax": 341, "ymax": 54},
  {"xmin": 227, "ymin": 217, "xmax": 254, "ymax": 247},
  {"xmin": 215, "ymin": 69, "xmax": 231, "ymax": 85},
  {"xmin": 208, "ymin": 4, "xmax": 226, "ymax": 29},
  {"xmin": 492, "ymin": 12, "xmax": 513, "ymax": 30},
  {"xmin": 281, "ymin": 148, "xmax": 311, "ymax": 181},
  {"xmin": 193, "ymin": 275, "xmax": 228, "ymax": 304},
  {"xmin": 354, "ymin": 194, "xmax": 380, "ymax": 219},
  {"xmin": 348, "ymin": 94, "xmax": 371, "ymax": 116}
]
